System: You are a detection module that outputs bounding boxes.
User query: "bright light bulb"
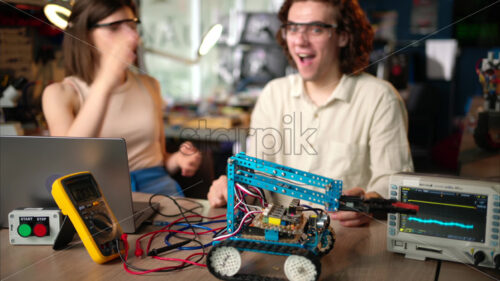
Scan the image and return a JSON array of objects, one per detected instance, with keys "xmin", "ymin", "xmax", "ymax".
[
  {"xmin": 44, "ymin": 4, "xmax": 71, "ymax": 29},
  {"xmin": 198, "ymin": 24, "xmax": 223, "ymax": 56}
]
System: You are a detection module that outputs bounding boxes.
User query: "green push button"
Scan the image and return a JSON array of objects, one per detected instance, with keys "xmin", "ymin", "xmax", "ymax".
[{"xmin": 18, "ymin": 224, "xmax": 32, "ymax": 237}]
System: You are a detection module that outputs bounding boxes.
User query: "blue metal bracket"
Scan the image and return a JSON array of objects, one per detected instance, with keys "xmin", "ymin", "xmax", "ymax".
[{"xmin": 225, "ymin": 152, "xmax": 343, "ymax": 235}]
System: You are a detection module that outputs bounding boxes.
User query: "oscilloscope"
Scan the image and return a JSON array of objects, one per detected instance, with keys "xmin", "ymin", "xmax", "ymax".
[{"xmin": 387, "ymin": 173, "xmax": 500, "ymax": 269}]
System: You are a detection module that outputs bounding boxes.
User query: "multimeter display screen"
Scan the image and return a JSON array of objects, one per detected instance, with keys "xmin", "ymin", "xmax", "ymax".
[
  {"xmin": 399, "ymin": 187, "xmax": 487, "ymax": 242},
  {"xmin": 65, "ymin": 176, "xmax": 100, "ymax": 203}
]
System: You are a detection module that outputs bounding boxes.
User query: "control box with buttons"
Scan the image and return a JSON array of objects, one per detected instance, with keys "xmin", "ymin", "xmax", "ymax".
[
  {"xmin": 387, "ymin": 173, "xmax": 500, "ymax": 269},
  {"xmin": 8, "ymin": 208, "xmax": 62, "ymax": 245},
  {"xmin": 51, "ymin": 171, "xmax": 123, "ymax": 264}
]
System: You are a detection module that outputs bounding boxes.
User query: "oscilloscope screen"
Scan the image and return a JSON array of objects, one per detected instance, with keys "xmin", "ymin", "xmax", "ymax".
[{"xmin": 399, "ymin": 187, "xmax": 487, "ymax": 242}]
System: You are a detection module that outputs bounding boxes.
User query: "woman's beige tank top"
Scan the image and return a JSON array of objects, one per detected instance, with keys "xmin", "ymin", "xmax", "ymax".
[{"xmin": 62, "ymin": 71, "xmax": 164, "ymax": 171}]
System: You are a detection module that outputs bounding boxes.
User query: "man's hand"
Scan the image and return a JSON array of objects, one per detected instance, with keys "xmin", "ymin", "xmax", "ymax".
[
  {"xmin": 330, "ymin": 187, "xmax": 381, "ymax": 227},
  {"xmin": 207, "ymin": 175, "xmax": 228, "ymax": 208}
]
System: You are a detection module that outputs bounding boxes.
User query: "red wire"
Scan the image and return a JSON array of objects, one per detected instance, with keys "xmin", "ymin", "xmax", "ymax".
[
  {"xmin": 153, "ymin": 253, "xmax": 208, "ymax": 267},
  {"xmin": 122, "ymin": 214, "xmax": 226, "ymax": 275},
  {"xmin": 122, "ymin": 233, "xmax": 187, "ymax": 274},
  {"xmin": 135, "ymin": 214, "xmax": 225, "ymax": 255},
  {"xmin": 124, "ymin": 253, "xmax": 207, "ymax": 274}
]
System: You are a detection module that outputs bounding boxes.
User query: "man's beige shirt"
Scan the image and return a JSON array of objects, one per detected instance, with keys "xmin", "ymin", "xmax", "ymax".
[{"xmin": 246, "ymin": 73, "xmax": 414, "ymax": 200}]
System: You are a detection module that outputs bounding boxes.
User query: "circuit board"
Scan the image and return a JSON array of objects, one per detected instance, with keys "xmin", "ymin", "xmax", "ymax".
[{"xmin": 241, "ymin": 199, "xmax": 311, "ymax": 242}]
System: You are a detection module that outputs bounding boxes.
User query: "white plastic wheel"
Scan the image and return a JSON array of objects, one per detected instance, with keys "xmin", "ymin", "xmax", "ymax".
[
  {"xmin": 209, "ymin": 246, "xmax": 241, "ymax": 277},
  {"xmin": 284, "ymin": 255, "xmax": 317, "ymax": 281}
]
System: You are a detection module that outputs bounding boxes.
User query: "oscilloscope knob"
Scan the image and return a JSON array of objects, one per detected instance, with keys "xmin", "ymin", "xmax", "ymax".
[
  {"xmin": 473, "ymin": 251, "xmax": 486, "ymax": 266},
  {"xmin": 494, "ymin": 254, "xmax": 500, "ymax": 270}
]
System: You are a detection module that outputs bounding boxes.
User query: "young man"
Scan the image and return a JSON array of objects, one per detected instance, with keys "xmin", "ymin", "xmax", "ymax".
[{"xmin": 208, "ymin": 0, "xmax": 413, "ymax": 226}]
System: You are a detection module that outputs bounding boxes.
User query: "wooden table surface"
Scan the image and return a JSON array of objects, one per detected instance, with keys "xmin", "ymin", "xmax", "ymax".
[
  {"xmin": 1, "ymin": 193, "xmax": 496, "ymax": 281},
  {"xmin": 438, "ymin": 261, "xmax": 500, "ymax": 281}
]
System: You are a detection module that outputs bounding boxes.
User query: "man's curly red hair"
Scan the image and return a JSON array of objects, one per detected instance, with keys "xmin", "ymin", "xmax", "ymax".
[{"xmin": 276, "ymin": 0, "xmax": 374, "ymax": 75}]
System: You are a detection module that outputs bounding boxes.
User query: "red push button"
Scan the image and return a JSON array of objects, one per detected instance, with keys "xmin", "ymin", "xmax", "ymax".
[{"xmin": 33, "ymin": 224, "xmax": 48, "ymax": 237}]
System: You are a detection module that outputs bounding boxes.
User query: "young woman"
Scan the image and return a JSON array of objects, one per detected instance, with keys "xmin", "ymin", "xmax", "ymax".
[{"xmin": 42, "ymin": 0, "xmax": 201, "ymax": 196}]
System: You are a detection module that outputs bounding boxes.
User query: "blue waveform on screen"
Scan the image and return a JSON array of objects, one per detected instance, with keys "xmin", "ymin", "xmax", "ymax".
[{"xmin": 408, "ymin": 217, "xmax": 474, "ymax": 229}]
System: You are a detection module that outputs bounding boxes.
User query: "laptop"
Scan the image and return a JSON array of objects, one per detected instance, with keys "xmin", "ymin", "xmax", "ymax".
[{"xmin": 0, "ymin": 136, "xmax": 156, "ymax": 233}]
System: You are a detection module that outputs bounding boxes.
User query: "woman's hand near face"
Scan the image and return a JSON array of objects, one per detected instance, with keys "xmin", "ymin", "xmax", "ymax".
[{"xmin": 93, "ymin": 26, "xmax": 139, "ymax": 91}]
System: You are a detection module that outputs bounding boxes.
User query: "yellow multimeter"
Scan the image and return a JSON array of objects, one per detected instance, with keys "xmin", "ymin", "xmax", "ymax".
[{"xmin": 51, "ymin": 171, "xmax": 124, "ymax": 264}]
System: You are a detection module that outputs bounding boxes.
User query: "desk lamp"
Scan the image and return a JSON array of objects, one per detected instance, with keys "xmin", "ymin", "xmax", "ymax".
[{"xmin": 43, "ymin": 0, "xmax": 72, "ymax": 30}]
